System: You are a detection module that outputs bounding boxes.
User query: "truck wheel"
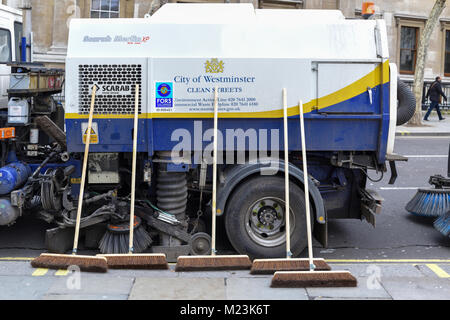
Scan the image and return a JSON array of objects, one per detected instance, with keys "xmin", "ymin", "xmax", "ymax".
[{"xmin": 224, "ymin": 176, "xmax": 311, "ymax": 259}]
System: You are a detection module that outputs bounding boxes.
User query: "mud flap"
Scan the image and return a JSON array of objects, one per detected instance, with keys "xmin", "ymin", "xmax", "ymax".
[{"xmin": 314, "ymin": 219, "xmax": 328, "ymax": 248}]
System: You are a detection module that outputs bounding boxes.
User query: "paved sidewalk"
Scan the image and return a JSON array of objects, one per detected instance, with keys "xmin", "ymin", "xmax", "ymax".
[
  {"xmin": 396, "ymin": 113, "xmax": 450, "ymax": 136},
  {"xmin": 1, "ymin": 260, "xmax": 449, "ymax": 300}
]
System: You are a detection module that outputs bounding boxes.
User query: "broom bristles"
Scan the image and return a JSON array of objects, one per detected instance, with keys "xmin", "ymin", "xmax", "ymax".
[
  {"xmin": 31, "ymin": 253, "xmax": 108, "ymax": 273},
  {"xmin": 99, "ymin": 226, "xmax": 152, "ymax": 254},
  {"xmin": 175, "ymin": 255, "xmax": 252, "ymax": 271},
  {"xmin": 97, "ymin": 253, "xmax": 169, "ymax": 269},
  {"xmin": 405, "ymin": 189, "xmax": 450, "ymax": 217},
  {"xmin": 271, "ymin": 270, "xmax": 357, "ymax": 288},
  {"xmin": 434, "ymin": 212, "xmax": 450, "ymax": 237},
  {"xmin": 250, "ymin": 258, "xmax": 331, "ymax": 275}
]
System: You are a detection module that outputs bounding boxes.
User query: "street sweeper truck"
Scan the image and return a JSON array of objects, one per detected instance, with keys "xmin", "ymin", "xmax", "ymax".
[{"xmin": 0, "ymin": 4, "xmax": 416, "ymax": 260}]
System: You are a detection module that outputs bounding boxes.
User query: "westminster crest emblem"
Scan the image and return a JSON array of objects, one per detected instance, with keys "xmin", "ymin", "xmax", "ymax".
[{"xmin": 205, "ymin": 58, "xmax": 224, "ymax": 73}]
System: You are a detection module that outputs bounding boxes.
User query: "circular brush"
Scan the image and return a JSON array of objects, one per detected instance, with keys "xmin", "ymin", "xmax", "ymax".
[
  {"xmin": 99, "ymin": 216, "xmax": 152, "ymax": 254},
  {"xmin": 405, "ymin": 189, "xmax": 450, "ymax": 218}
]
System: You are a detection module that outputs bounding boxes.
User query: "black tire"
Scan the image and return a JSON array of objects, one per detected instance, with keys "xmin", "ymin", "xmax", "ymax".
[
  {"xmin": 397, "ymin": 79, "xmax": 416, "ymax": 126},
  {"xmin": 224, "ymin": 176, "xmax": 312, "ymax": 259}
]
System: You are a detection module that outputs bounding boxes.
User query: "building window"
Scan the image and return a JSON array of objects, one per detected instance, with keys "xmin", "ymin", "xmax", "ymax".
[
  {"xmin": 399, "ymin": 26, "xmax": 419, "ymax": 74},
  {"xmin": 444, "ymin": 30, "xmax": 450, "ymax": 77},
  {"xmin": 91, "ymin": 0, "xmax": 120, "ymax": 18}
]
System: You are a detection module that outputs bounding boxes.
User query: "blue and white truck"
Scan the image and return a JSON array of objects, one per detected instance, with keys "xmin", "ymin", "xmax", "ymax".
[{"xmin": 0, "ymin": 4, "xmax": 415, "ymax": 260}]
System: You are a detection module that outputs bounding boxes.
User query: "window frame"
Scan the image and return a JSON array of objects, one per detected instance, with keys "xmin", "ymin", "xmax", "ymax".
[
  {"xmin": 443, "ymin": 28, "xmax": 450, "ymax": 78},
  {"xmin": 90, "ymin": 0, "xmax": 120, "ymax": 19},
  {"xmin": 0, "ymin": 28, "xmax": 12, "ymax": 65},
  {"xmin": 399, "ymin": 25, "xmax": 419, "ymax": 75},
  {"xmin": 14, "ymin": 22, "xmax": 23, "ymax": 63}
]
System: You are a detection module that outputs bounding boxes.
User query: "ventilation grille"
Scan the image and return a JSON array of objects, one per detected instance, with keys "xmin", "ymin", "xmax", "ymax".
[{"xmin": 78, "ymin": 64, "xmax": 142, "ymax": 115}]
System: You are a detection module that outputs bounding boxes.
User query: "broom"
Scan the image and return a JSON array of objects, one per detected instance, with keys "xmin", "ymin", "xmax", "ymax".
[
  {"xmin": 434, "ymin": 210, "xmax": 450, "ymax": 237},
  {"xmin": 271, "ymin": 100, "xmax": 357, "ymax": 288},
  {"xmin": 405, "ymin": 143, "xmax": 450, "ymax": 218},
  {"xmin": 31, "ymin": 85, "xmax": 108, "ymax": 273},
  {"xmin": 250, "ymin": 89, "xmax": 331, "ymax": 275},
  {"xmin": 175, "ymin": 86, "xmax": 252, "ymax": 271},
  {"xmin": 98, "ymin": 84, "xmax": 168, "ymax": 269}
]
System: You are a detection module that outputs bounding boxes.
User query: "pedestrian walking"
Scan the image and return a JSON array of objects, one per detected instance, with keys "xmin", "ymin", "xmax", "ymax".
[{"xmin": 424, "ymin": 76, "xmax": 447, "ymax": 121}]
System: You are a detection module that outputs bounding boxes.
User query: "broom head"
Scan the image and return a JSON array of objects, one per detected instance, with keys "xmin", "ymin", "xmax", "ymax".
[
  {"xmin": 250, "ymin": 258, "xmax": 331, "ymax": 275},
  {"xmin": 31, "ymin": 253, "xmax": 108, "ymax": 273},
  {"xmin": 175, "ymin": 255, "xmax": 252, "ymax": 271},
  {"xmin": 405, "ymin": 188, "xmax": 450, "ymax": 217},
  {"xmin": 271, "ymin": 270, "xmax": 357, "ymax": 288},
  {"xmin": 98, "ymin": 253, "xmax": 169, "ymax": 269}
]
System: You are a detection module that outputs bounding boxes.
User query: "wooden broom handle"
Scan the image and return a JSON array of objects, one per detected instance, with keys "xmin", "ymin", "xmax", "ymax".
[
  {"xmin": 299, "ymin": 101, "xmax": 315, "ymax": 269},
  {"xmin": 73, "ymin": 85, "xmax": 97, "ymax": 254},
  {"xmin": 129, "ymin": 84, "xmax": 139, "ymax": 254},
  {"xmin": 211, "ymin": 86, "xmax": 218, "ymax": 256},
  {"xmin": 283, "ymin": 88, "xmax": 291, "ymax": 259}
]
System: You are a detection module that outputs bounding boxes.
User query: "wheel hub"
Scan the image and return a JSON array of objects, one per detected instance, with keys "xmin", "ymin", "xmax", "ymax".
[{"xmin": 246, "ymin": 197, "xmax": 293, "ymax": 247}]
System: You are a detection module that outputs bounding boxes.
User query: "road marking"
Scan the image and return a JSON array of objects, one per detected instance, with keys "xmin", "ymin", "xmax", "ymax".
[
  {"xmin": 32, "ymin": 268, "xmax": 48, "ymax": 276},
  {"xmin": 379, "ymin": 187, "xmax": 426, "ymax": 190},
  {"xmin": 397, "ymin": 136, "xmax": 450, "ymax": 139},
  {"xmin": 327, "ymin": 259, "xmax": 450, "ymax": 264},
  {"xmin": 403, "ymin": 155, "xmax": 448, "ymax": 158},
  {"xmin": 426, "ymin": 264, "xmax": 450, "ymax": 278},
  {"xmin": 0, "ymin": 257, "xmax": 33, "ymax": 261},
  {"xmin": 55, "ymin": 269, "xmax": 69, "ymax": 276}
]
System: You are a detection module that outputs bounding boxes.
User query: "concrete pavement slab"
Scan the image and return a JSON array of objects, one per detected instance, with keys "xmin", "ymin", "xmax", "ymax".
[
  {"xmin": 380, "ymin": 277, "xmax": 450, "ymax": 300},
  {"xmin": 226, "ymin": 277, "xmax": 308, "ymax": 300},
  {"xmin": 0, "ymin": 261, "xmax": 39, "ymax": 276},
  {"xmin": 129, "ymin": 278, "xmax": 226, "ymax": 300},
  {"xmin": 306, "ymin": 277, "xmax": 392, "ymax": 300},
  {"xmin": 46, "ymin": 276, "xmax": 134, "ymax": 296},
  {"xmin": 95, "ymin": 269, "xmax": 177, "ymax": 278},
  {"xmin": 0, "ymin": 276, "xmax": 56, "ymax": 300},
  {"xmin": 328, "ymin": 264, "xmax": 430, "ymax": 278},
  {"xmin": 176, "ymin": 271, "xmax": 232, "ymax": 278}
]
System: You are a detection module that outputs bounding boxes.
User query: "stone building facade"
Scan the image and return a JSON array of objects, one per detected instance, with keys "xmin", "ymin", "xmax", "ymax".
[{"xmin": 2, "ymin": 0, "xmax": 450, "ymax": 84}]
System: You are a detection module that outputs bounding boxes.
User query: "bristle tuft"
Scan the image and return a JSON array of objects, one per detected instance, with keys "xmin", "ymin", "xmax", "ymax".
[
  {"xmin": 175, "ymin": 255, "xmax": 252, "ymax": 271},
  {"xmin": 99, "ymin": 226, "xmax": 152, "ymax": 254},
  {"xmin": 271, "ymin": 271, "xmax": 357, "ymax": 288},
  {"xmin": 98, "ymin": 254, "xmax": 169, "ymax": 269},
  {"xmin": 250, "ymin": 258, "xmax": 331, "ymax": 275},
  {"xmin": 31, "ymin": 254, "xmax": 108, "ymax": 273},
  {"xmin": 434, "ymin": 211, "xmax": 450, "ymax": 237}
]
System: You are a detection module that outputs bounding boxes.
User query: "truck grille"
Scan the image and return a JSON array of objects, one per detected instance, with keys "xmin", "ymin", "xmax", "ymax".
[{"xmin": 78, "ymin": 64, "xmax": 142, "ymax": 115}]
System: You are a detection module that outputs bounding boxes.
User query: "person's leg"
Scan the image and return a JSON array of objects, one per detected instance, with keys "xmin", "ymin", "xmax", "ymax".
[
  {"xmin": 436, "ymin": 104, "xmax": 444, "ymax": 120},
  {"xmin": 424, "ymin": 102, "xmax": 436, "ymax": 120}
]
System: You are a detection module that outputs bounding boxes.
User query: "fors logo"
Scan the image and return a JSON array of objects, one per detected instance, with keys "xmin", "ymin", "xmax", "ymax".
[{"xmin": 156, "ymin": 82, "xmax": 173, "ymax": 108}]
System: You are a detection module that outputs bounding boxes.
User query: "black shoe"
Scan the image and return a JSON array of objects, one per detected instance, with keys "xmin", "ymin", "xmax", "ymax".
[
  {"xmin": 423, "ymin": 118, "xmax": 429, "ymax": 121},
  {"xmin": 439, "ymin": 118, "xmax": 446, "ymax": 121}
]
